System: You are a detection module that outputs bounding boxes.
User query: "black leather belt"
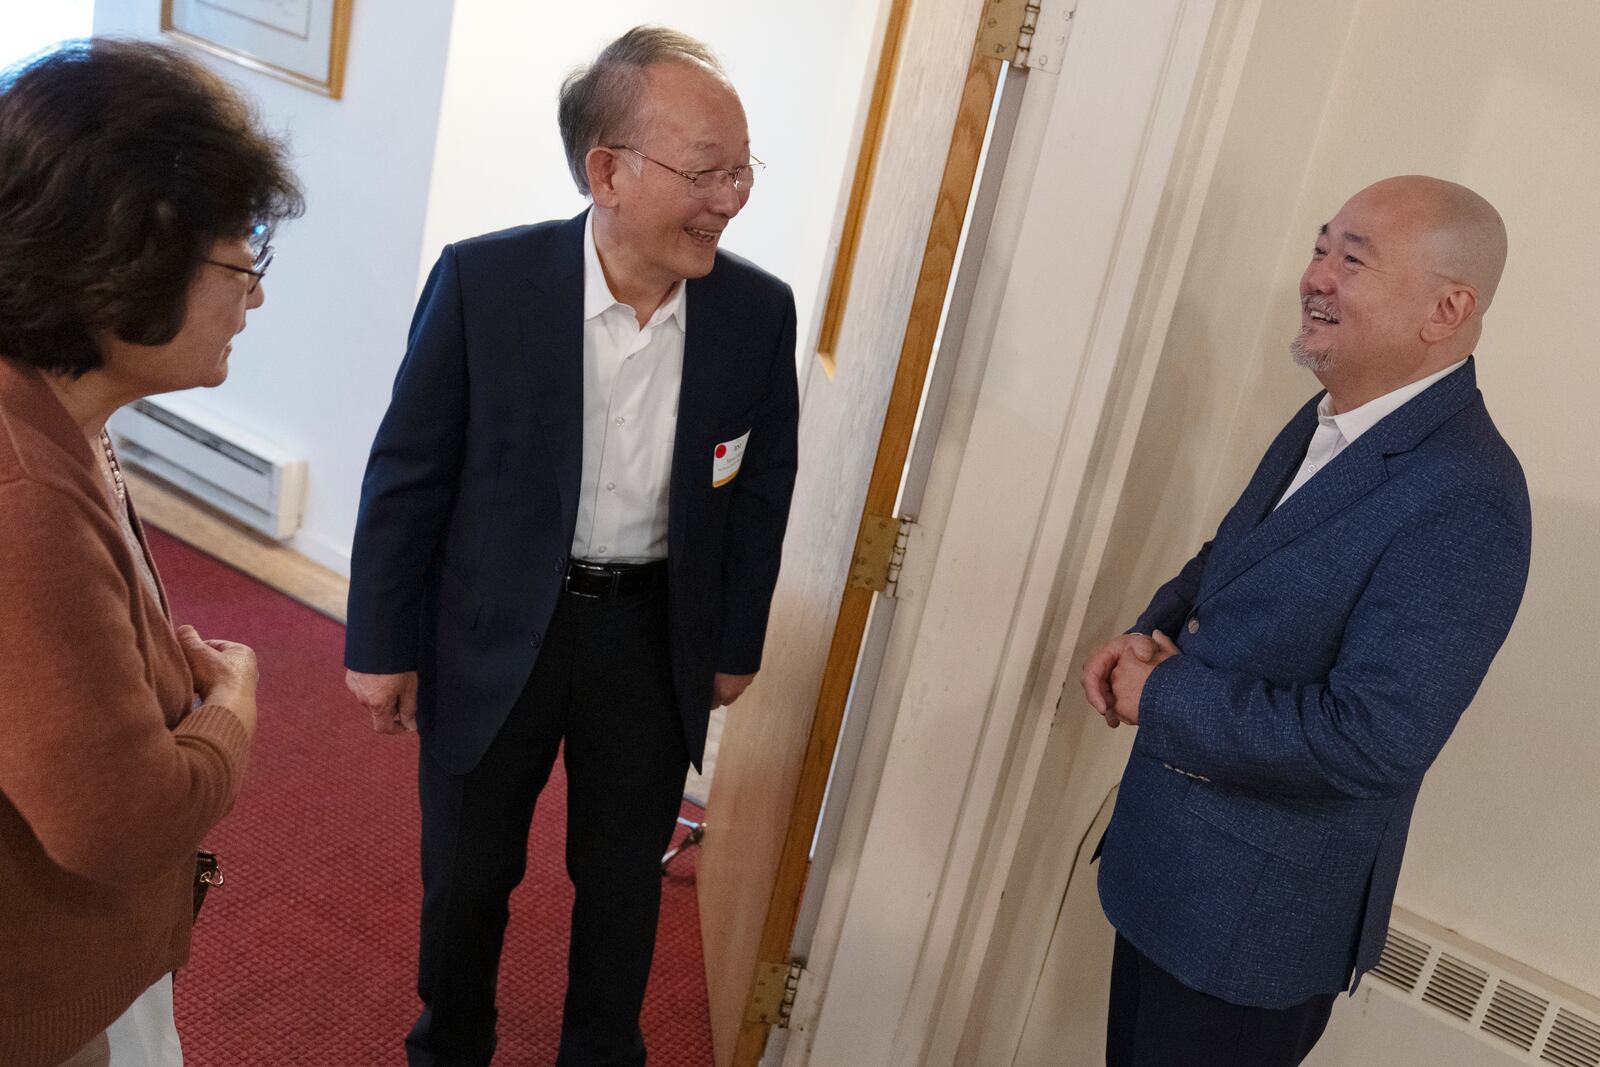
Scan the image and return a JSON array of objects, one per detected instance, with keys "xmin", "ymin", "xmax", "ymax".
[{"xmin": 563, "ymin": 559, "xmax": 668, "ymax": 599}]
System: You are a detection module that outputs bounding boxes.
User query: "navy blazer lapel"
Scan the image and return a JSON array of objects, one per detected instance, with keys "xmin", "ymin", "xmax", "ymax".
[
  {"xmin": 1203, "ymin": 437, "xmax": 1388, "ymax": 600},
  {"xmin": 516, "ymin": 213, "xmax": 586, "ymax": 540},
  {"xmin": 668, "ymin": 267, "xmax": 735, "ymax": 562},
  {"xmin": 1199, "ymin": 359, "xmax": 1481, "ymax": 602},
  {"xmin": 1242, "ymin": 398, "xmax": 1320, "ymax": 528}
]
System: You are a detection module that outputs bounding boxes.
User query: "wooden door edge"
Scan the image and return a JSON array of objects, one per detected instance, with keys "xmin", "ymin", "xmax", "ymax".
[
  {"xmin": 816, "ymin": 0, "xmax": 914, "ymax": 367},
  {"xmin": 729, "ymin": 40, "xmax": 1008, "ymax": 1067}
]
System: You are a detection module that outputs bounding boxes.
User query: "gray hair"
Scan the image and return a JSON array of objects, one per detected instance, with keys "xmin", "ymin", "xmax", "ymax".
[{"xmin": 558, "ymin": 26, "xmax": 726, "ymax": 196}]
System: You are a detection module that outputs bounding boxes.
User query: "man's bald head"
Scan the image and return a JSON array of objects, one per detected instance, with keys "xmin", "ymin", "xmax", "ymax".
[
  {"xmin": 1294, "ymin": 176, "xmax": 1508, "ymax": 409},
  {"xmin": 1352, "ymin": 175, "xmax": 1508, "ymax": 312}
]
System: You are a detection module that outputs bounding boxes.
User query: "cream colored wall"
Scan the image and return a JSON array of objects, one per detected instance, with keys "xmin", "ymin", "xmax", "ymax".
[
  {"xmin": 1076, "ymin": 0, "xmax": 1600, "ymax": 999},
  {"xmin": 1295, "ymin": 0, "xmax": 1600, "ymax": 996}
]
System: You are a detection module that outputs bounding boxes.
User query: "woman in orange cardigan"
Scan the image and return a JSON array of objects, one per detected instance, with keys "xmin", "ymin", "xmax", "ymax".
[{"xmin": 0, "ymin": 40, "xmax": 302, "ymax": 1067}]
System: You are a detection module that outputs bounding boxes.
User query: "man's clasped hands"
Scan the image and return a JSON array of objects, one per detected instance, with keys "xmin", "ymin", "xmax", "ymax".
[{"xmin": 1080, "ymin": 629, "xmax": 1182, "ymax": 729}]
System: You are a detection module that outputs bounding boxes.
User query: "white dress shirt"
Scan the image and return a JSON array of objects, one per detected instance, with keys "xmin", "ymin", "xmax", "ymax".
[
  {"xmin": 1274, "ymin": 358, "xmax": 1467, "ymax": 510},
  {"xmin": 570, "ymin": 212, "xmax": 687, "ymax": 562}
]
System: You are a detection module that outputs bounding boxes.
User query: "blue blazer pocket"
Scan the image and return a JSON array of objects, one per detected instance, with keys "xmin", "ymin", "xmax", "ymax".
[
  {"xmin": 1184, "ymin": 782, "xmax": 1329, "ymax": 870},
  {"xmin": 437, "ymin": 562, "xmax": 482, "ymax": 631}
]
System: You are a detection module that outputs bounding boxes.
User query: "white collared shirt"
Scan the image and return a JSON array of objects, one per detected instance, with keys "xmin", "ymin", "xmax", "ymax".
[
  {"xmin": 570, "ymin": 212, "xmax": 686, "ymax": 562},
  {"xmin": 1274, "ymin": 358, "xmax": 1467, "ymax": 510}
]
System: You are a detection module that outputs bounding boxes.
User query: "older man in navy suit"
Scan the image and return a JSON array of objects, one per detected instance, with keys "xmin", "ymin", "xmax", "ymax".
[
  {"xmin": 343, "ymin": 28, "xmax": 798, "ymax": 1067},
  {"xmin": 1081, "ymin": 176, "xmax": 1531, "ymax": 1066}
]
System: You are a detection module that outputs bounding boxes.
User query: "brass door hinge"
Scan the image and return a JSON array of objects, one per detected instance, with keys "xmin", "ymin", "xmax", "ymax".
[
  {"xmin": 745, "ymin": 959, "xmax": 806, "ymax": 1028},
  {"xmin": 976, "ymin": 0, "xmax": 1077, "ymax": 73},
  {"xmin": 848, "ymin": 514, "xmax": 915, "ymax": 598}
]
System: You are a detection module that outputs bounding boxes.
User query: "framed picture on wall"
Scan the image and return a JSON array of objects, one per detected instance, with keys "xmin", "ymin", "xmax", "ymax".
[{"xmin": 161, "ymin": 0, "xmax": 353, "ymax": 99}]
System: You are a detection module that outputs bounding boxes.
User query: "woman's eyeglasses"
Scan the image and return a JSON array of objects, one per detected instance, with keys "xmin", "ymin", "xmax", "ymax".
[{"xmin": 204, "ymin": 243, "xmax": 273, "ymax": 294}]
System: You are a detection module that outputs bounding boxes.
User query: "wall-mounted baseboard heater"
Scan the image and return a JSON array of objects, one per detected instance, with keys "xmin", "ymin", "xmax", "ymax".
[
  {"xmin": 107, "ymin": 395, "xmax": 307, "ymax": 541},
  {"xmin": 1335, "ymin": 906, "xmax": 1600, "ymax": 1067}
]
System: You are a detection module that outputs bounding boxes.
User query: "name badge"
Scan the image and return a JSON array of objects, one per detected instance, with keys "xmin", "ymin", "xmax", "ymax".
[{"xmin": 712, "ymin": 430, "xmax": 751, "ymax": 487}]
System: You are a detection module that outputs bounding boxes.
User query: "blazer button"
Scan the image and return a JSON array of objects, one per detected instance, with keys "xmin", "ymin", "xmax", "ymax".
[
  {"xmin": 1186, "ymin": 617, "xmax": 1200, "ymax": 635},
  {"xmin": 531, "ymin": 632, "xmax": 543, "ymax": 649}
]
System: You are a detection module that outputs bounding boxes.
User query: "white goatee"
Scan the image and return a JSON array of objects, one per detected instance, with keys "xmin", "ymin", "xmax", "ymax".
[{"xmin": 1290, "ymin": 332, "xmax": 1333, "ymax": 372}]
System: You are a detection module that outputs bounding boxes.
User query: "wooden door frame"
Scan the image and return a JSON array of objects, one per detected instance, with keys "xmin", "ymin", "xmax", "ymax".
[{"xmin": 780, "ymin": 1, "xmax": 1259, "ymax": 1063}]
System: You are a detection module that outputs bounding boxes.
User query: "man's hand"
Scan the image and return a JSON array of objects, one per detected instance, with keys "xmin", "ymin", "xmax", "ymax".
[
  {"xmin": 1081, "ymin": 633, "xmax": 1159, "ymax": 729},
  {"xmin": 1107, "ymin": 630, "xmax": 1180, "ymax": 726},
  {"xmin": 712, "ymin": 671, "xmax": 756, "ymax": 709},
  {"xmin": 346, "ymin": 670, "xmax": 419, "ymax": 734}
]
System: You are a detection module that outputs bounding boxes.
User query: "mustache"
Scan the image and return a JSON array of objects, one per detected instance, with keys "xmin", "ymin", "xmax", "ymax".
[{"xmin": 1302, "ymin": 295, "xmax": 1339, "ymax": 320}]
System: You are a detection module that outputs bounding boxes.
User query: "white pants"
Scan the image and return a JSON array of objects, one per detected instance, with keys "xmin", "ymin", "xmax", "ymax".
[
  {"xmin": 105, "ymin": 975, "xmax": 183, "ymax": 1066},
  {"xmin": 52, "ymin": 975, "xmax": 182, "ymax": 1067}
]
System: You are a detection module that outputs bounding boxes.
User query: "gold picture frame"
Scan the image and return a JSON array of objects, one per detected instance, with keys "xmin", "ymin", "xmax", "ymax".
[{"xmin": 161, "ymin": 0, "xmax": 353, "ymax": 99}]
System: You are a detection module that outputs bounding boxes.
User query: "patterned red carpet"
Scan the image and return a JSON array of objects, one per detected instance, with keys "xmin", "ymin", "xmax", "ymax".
[{"xmin": 145, "ymin": 527, "xmax": 714, "ymax": 1066}]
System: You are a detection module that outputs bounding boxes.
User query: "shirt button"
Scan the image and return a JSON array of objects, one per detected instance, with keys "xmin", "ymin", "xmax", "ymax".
[
  {"xmin": 596, "ymin": 546, "xmax": 609, "ymax": 555},
  {"xmin": 616, "ymin": 416, "xmax": 626, "ymax": 426},
  {"xmin": 1187, "ymin": 617, "xmax": 1200, "ymax": 635},
  {"xmin": 606, "ymin": 482, "xmax": 616, "ymax": 492}
]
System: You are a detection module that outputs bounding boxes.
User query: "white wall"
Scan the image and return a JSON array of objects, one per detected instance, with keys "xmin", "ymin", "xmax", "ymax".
[
  {"xmin": 1000, "ymin": 0, "xmax": 1600, "ymax": 1039},
  {"xmin": 92, "ymin": 0, "xmax": 458, "ymax": 574},
  {"xmin": 419, "ymin": 0, "xmax": 883, "ymax": 362},
  {"xmin": 0, "ymin": 1, "xmax": 94, "ymax": 68},
  {"xmin": 1303, "ymin": 0, "xmax": 1600, "ymax": 998},
  {"xmin": 1139, "ymin": 0, "xmax": 1600, "ymax": 998}
]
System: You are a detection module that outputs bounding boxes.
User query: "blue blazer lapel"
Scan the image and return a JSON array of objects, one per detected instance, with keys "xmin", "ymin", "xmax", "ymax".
[
  {"xmin": 1203, "ymin": 437, "xmax": 1388, "ymax": 599},
  {"xmin": 1199, "ymin": 359, "xmax": 1481, "ymax": 602},
  {"xmin": 515, "ymin": 213, "xmax": 586, "ymax": 541}
]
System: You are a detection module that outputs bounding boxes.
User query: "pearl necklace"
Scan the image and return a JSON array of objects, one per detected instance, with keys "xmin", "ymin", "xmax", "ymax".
[{"xmin": 99, "ymin": 429, "xmax": 127, "ymax": 503}]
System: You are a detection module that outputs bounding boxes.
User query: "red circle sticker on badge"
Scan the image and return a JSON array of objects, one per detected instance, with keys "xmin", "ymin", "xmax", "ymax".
[{"xmin": 715, "ymin": 444, "xmax": 728, "ymax": 458}]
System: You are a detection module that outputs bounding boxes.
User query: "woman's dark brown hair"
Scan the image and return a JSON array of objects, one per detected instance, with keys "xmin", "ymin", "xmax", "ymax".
[{"xmin": 0, "ymin": 38, "xmax": 304, "ymax": 376}]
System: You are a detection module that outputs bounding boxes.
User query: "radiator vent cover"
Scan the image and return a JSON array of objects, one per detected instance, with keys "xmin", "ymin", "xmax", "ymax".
[
  {"xmin": 1543, "ymin": 1008, "xmax": 1600, "ymax": 1067},
  {"xmin": 1366, "ymin": 908, "xmax": 1600, "ymax": 1066},
  {"xmin": 1485, "ymin": 980, "xmax": 1550, "ymax": 1052},
  {"xmin": 108, "ymin": 396, "xmax": 306, "ymax": 540},
  {"xmin": 1372, "ymin": 927, "xmax": 1431, "ymax": 993},
  {"xmin": 1423, "ymin": 953, "xmax": 1489, "ymax": 1021}
]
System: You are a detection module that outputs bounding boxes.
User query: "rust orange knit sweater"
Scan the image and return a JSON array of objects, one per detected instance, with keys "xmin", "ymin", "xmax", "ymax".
[{"xmin": 0, "ymin": 357, "xmax": 251, "ymax": 1067}]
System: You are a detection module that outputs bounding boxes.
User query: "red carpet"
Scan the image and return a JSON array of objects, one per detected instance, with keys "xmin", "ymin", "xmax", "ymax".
[{"xmin": 143, "ymin": 527, "xmax": 714, "ymax": 1066}]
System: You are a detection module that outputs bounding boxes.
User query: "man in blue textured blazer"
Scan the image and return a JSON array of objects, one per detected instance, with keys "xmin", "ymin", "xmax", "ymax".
[
  {"xmin": 342, "ymin": 28, "xmax": 798, "ymax": 1067},
  {"xmin": 1081, "ymin": 175, "xmax": 1531, "ymax": 1066}
]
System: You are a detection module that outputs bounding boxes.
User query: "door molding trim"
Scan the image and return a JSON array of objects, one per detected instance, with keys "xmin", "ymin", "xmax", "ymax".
[{"xmin": 786, "ymin": 1, "xmax": 1259, "ymax": 1063}]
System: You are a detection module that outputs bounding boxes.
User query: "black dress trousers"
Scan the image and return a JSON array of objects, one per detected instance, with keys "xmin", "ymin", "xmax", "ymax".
[
  {"xmin": 406, "ymin": 583, "xmax": 691, "ymax": 1067},
  {"xmin": 1106, "ymin": 933, "xmax": 1337, "ymax": 1067}
]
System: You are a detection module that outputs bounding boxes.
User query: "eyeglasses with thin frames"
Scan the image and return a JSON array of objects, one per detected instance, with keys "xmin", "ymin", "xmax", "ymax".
[
  {"xmin": 607, "ymin": 145, "xmax": 764, "ymax": 199},
  {"xmin": 204, "ymin": 234, "xmax": 273, "ymax": 294}
]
